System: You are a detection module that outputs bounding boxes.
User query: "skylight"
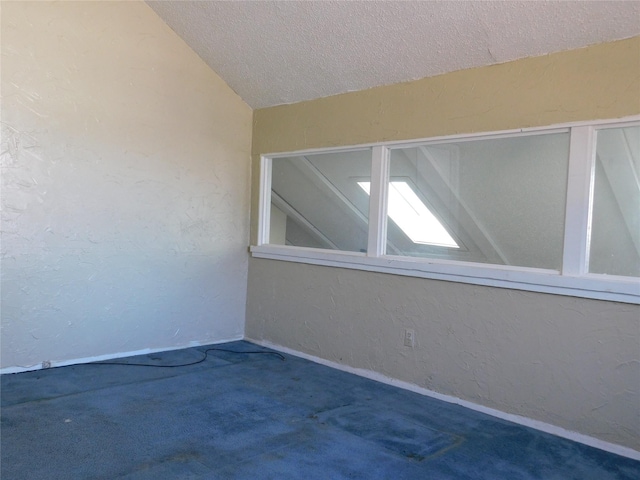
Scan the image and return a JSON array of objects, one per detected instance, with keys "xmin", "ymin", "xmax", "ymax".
[{"xmin": 358, "ymin": 181, "xmax": 459, "ymax": 248}]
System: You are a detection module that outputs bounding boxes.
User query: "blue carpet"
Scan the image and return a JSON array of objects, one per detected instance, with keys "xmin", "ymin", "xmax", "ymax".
[{"xmin": 1, "ymin": 341, "xmax": 638, "ymax": 479}]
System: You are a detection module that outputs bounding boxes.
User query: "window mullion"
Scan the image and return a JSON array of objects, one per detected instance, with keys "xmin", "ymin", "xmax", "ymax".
[
  {"xmin": 367, "ymin": 146, "xmax": 389, "ymax": 257},
  {"xmin": 562, "ymin": 126, "xmax": 596, "ymax": 276},
  {"xmin": 257, "ymin": 155, "xmax": 273, "ymax": 246}
]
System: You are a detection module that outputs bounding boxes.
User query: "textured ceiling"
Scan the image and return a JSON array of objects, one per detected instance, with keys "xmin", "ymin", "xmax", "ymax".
[{"xmin": 147, "ymin": 1, "xmax": 640, "ymax": 109}]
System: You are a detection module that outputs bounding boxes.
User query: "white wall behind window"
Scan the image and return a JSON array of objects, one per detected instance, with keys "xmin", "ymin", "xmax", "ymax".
[{"xmin": 1, "ymin": 1, "xmax": 252, "ymax": 370}]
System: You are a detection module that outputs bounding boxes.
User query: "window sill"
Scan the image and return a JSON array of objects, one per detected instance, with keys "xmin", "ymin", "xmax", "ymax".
[{"xmin": 250, "ymin": 245, "xmax": 640, "ymax": 305}]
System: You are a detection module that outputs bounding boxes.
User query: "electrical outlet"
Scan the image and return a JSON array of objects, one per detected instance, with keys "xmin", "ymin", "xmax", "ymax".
[
  {"xmin": 42, "ymin": 361, "xmax": 52, "ymax": 369},
  {"xmin": 403, "ymin": 329, "xmax": 415, "ymax": 348}
]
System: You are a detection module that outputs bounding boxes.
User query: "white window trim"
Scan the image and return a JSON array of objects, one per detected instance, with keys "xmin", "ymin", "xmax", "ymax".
[
  {"xmin": 562, "ymin": 126, "xmax": 596, "ymax": 276},
  {"xmin": 253, "ymin": 116, "xmax": 640, "ymax": 305},
  {"xmin": 366, "ymin": 146, "xmax": 389, "ymax": 257}
]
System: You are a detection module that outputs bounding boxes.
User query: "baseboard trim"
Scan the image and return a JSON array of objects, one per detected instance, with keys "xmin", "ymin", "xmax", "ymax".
[
  {"xmin": 248, "ymin": 338, "xmax": 640, "ymax": 461},
  {"xmin": 0, "ymin": 335, "xmax": 245, "ymax": 375}
]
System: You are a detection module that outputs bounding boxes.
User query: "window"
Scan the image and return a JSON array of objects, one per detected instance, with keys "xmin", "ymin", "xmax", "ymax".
[
  {"xmin": 387, "ymin": 133, "xmax": 570, "ymax": 269},
  {"xmin": 269, "ymin": 149, "xmax": 372, "ymax": 252},
  {"xmin": 589, "ymin": 126, "xmax": 640, "ymax": 277},
  {"xmin": 253, "ymin": 117, "xmax": 640, "ymax": 304}
]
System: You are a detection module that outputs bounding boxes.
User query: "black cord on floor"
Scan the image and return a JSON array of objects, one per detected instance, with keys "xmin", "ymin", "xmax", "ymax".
[{"xmin": 90, "ymin": 348, "xmax": 285, "ymax": 368}]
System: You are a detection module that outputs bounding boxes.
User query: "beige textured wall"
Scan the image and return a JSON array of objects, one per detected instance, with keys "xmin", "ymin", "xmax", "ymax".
[
  {"xmin": 247, "ymin": 37, "xmax": 640, "ymax": 450},
  {"xmin": 1, "ymin": 1, "xmax": 252, "ymax": 370}
]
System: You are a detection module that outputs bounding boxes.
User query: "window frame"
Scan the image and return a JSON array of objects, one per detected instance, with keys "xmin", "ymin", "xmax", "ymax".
[{"xmin": 252, "ymin": 116, "xmax": 640, "ymax": 304}]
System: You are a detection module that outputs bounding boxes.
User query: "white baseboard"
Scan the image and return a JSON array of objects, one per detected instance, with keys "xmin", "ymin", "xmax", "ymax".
[
  {"xmin": 248, "ymin": 337, "xmax": 640, "ymax": 462},
  {"xmin": 0, "ymin": 335, "xmax": 244, "ymax": 375}
]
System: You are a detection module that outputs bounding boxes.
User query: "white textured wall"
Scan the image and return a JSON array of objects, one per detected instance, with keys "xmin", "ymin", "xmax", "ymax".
[{"xmin": 1, "ymin": 1, "xmax": 252, "ymax": 370}]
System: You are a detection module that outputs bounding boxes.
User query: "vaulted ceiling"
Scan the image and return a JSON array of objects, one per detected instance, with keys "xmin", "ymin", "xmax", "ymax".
[{"xmin": 147, "ymin": 1, "xmax": 640, "ymax": 109}]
